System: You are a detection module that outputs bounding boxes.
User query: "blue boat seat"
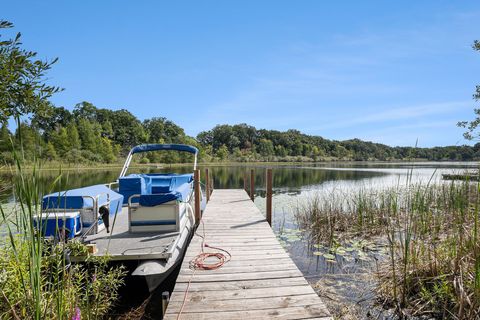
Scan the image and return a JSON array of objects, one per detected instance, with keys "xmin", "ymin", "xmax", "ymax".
[{"xmin": 119, "ymin": 173, "xmax": 193, "ymax": 205}]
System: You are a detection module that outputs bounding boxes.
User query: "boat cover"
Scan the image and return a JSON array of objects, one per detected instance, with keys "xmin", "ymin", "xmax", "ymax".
[
  {"xmin": 130, "ymin": 144, "xmax": 198, "ymax": 155},
  {"xmin": 42, "ymin": 185, "xmax": 124, "ymax": 215}
]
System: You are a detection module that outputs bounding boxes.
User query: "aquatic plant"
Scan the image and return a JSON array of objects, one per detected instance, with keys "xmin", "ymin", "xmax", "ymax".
[{"xmin": 295, "ymin": 180, "xmax": 480, "ymax": 318}]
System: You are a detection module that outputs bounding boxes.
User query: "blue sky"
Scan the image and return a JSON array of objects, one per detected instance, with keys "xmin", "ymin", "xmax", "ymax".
[{"xmin": 3, "ymin": 1, "xmax": 480, "ymax": 147}]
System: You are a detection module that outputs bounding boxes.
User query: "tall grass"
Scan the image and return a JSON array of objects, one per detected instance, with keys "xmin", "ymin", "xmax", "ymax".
[
  {"xmin": 0, "ymin": 129, "xmax": 126, "ymax": 319},
  {"xmin": 295, "ymin": 180, "xmax": 480, "ymax": 318}
]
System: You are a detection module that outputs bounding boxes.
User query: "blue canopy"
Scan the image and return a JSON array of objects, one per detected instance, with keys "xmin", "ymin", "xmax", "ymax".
[{"xmin": 130, "ymin": 144, "xmax": 198, "ymax": 155}]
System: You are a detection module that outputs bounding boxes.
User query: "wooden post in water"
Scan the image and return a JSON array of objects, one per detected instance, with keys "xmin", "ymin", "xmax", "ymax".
[
  {"xmin": 266, "ymin": 168, "xmax": 273, "ymax": 226},
  {"xmin": 243, "ymin": 171, "xmax": 247, "ymax": 192},
  {"xmin": 205, "ymin": 168, "xmax": 210, "ymax": 203},
  {"xmin": 194, "ymin": 169, "xmax": 201, "ymax": 224},
  {"xmin": 210, "ymin": 177, "xmax": 214, "ymax": 195},
  {"xmin": 250, "ymin": 169, "xmax": 255, "ymax": 201}
]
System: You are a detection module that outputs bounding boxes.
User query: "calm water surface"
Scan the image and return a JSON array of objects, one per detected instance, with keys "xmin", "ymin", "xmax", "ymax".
[{"xmin": 0, "ymin": 162, "xmax": 477, "ymax": 318}]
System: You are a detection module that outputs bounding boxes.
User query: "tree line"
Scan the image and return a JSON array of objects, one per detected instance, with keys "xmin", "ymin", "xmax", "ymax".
[{"xmin": 0, "ymin": 103, "xmax": 478, "ymax": 165}]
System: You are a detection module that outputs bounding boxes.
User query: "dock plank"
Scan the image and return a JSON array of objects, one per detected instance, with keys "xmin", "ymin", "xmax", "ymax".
[{"xmin": 164, "ymin": 189, "xmax": 331, "ymax": 319}]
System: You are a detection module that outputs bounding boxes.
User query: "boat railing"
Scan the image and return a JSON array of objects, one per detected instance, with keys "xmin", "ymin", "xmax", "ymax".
[
  {"xmin": 105, "ymin": 181, "xmax": 119, "ymax": 190},
  {"xmin": 79, "ymin": 193, "xmax": 111, "ymax": 239}
]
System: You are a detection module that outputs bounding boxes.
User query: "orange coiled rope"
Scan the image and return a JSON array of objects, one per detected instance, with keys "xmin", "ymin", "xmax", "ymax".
[{"xmin": 176, "ymin": 220, "xmax": 231, "ymax": 319}]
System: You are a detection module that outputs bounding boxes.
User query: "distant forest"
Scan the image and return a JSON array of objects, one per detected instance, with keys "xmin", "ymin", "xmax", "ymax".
[{"xmin": 0, "ymin": 102, "xmax": 478, "ymax": 165}]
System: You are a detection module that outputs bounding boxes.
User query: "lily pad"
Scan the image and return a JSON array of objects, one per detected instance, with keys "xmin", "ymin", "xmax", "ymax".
[
  {"xmin": 313, "ymin": 251, "xmax": 323, "ymax": 256},
  {"xmin": 323, "ymin": 253, "xmax": 336, "ymax": 260}
]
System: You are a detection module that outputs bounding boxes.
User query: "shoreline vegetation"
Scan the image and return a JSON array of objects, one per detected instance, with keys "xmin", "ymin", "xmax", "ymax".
[
  {"xmin": 0, "ymin": 150, "xmax": 126, "ymax": 319},
  {"xmin": 295, "ymin": 177, "xmax": 480, "ymax": 319},
  {"xmin": 0, "ymin": 159, "xmax": 478, "ymax": 173}
]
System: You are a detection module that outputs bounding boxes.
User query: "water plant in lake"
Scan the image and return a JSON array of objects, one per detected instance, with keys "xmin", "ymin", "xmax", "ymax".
[
  {"xmin": 0, "ymin": 141, "xmax": 126, "ymax": 319},
  {"xmin": 295, "ymin": 181, "xmax": 480, "ymax": 319}
]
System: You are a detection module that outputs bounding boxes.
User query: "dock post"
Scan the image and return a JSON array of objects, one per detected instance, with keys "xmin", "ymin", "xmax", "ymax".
[
  {"xmin": 205, "ymin": 168, "xmax": 210, "ymax": 203},
  {"xmin": 162, "ymin": 291, "xmax": 170, "ymax": 316},
  {"xmin": 250, "ymin": 169, "xmax": 255, "ymax": 201},
  {"xmin": 194, "ymin": 169, "xmax": 201, "ymax": 224},
  {"xmin": 243, "ymin": 171, "xmax": 247, "ymax": 192},
  {"xmin": 266, "ymin": 168, "xmax": 272, "ymax": 226}
]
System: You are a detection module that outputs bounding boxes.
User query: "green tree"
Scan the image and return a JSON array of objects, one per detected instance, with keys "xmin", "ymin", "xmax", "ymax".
[
  {"xmin": 216, "ymin": 144, "xmax": 229, "ymax": 161},
  {"xmin": 77, "ymin": 118, "xmax": 97, "ymax": 152},
  {"xmin": 258, "ymin": 139, "xmax": 274, "ymax": 157},
  {"xmin": 0, "ymin": 122, "xmax": 11, "ymax": 152},
  {"xmin": 143, "ymin": 117, "xmax": 185, "ymax": 143},
  {"xmin": 50, "ymin": 126, "xmax": 70, "ymax": 156},
  {"xmin": 109, "ymin": 109, "xmax": 146, "ymax": 150},
  {"xmin": 67, "ymin": 122, "xmax": 81, "ymax": 150},
  {"xmin": 99, "ymin": 137, "xmax": 116, "ymax": 163},
  {"xmin": 43, "ymin": 141, "xmax": 57, "ymax": 160},
  {"xmin": 31, "ymin": 104, "xmax": 72, "ymax": 138},
  {"xmin": 15, "ymin": 122, "xmax": 42, "ymax": 161},
  {"xmin": 458, "ymin": 40, "xmax": 480, "ymax": 140},
  {"xmin": 0, "ymin": 21, "xmax": 62, "ymax": 122},
  {"xmin": 102, "ymin": 120, "xmax": 114, "ymax": 139}
]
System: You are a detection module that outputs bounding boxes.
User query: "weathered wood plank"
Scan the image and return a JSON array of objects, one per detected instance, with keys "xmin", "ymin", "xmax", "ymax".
[
  {"xmin": 176, "ymin": 269, "xmax": 303, "ymax": 283},
  {"xmin": 180, "ymin": 257, "xmax": 298, "ymax": 269},
  {"xmin": 164, "ymin": 305, "xmax": 331, "ymax": 320},
  {"xmin": 172, "ymin": 277, "xmax": 311, "ymax": 292},
  {"xmin": 166, "ymin": 293, "xmax": 322, "ymax": 313},
  {"xmin": 168, "ymin": 285, "xmax": 316, "ymax": 302}
]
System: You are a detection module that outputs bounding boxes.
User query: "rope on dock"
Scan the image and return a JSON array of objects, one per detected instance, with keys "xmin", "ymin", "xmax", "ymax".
[{"xmin": 176, "ymin": 220, "xmax": 231, "ymax": 320}]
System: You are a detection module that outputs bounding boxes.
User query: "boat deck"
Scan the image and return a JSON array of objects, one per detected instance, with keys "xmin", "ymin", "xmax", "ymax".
[
  {"xmin": 85, "ymin": 207, "xmax": 180, "ymax": 260},
  {"xmin": 164, "ymin": 189, "xmax": 331, "ymax": 320}
]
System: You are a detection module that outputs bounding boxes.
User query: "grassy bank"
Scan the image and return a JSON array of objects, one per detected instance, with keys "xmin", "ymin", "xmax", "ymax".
[
  {"xmin": 1, "ymin": 159, "xmax": 475, "ymax": 172},
  {"xmin": 295, "ymin": 179, "xmax": 480, "ymax": 319}
]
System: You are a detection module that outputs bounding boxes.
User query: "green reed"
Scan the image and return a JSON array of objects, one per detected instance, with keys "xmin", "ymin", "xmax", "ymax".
[{"xmin": 295, "ymin": 179, "xmax": 480, "ymax": 318}]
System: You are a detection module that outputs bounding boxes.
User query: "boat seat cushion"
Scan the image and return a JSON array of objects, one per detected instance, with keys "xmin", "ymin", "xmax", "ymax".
[
  {"xmin": 139, "ymin": 182, "xmax": 192, "ymax": 207},
  {"xmin": 144, "ymin": 173, "xmax": 193, "ymax": 194},
  {"xmin": 119, "ymin": 175, "xmax": 147, "ymax": 204},
  {"xmin": 148, "ymin": 177, "xmax": 174, "ymax": 194}
]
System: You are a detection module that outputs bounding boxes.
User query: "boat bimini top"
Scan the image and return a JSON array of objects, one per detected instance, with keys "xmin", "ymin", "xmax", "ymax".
[{"xmin": 119, "ymin": 143, "xmax": 199, "ymax": 178}]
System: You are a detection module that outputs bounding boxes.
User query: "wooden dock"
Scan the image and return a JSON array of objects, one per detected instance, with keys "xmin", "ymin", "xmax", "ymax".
[{"xmin": 164, "ymin": 189, "xmax": 331, "ymax": 320}]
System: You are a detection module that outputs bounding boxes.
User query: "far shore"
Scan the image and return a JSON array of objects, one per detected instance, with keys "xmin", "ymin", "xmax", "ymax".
[{"xmin": 0, "ymin": 159, "xmax": 478, "ymax": 172}]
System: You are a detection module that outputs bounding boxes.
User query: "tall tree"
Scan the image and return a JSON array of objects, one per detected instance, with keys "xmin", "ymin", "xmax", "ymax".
[
  {"xmin": 0, "ymin": 122, "xmax": 11, "ymax": 153},
  {"xmin": 77, "ymin": 118, "xmax": 98, "ymax": 152},
  {"xmin": 50, "ymin": 126, "xmax": 69, "ymax": 156},
  {"xmin": 66, "ymin": 122, "xmax": 81, "ymax": 150}
]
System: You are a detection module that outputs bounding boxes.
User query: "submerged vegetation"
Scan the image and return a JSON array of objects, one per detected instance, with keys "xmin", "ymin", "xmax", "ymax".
[{"xmin": 295, "ymin": 178, "xmax": 480, "ymax": 319}]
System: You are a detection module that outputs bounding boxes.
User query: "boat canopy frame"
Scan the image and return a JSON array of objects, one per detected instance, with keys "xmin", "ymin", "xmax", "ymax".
[{"xmin": 119, "ymin": 144, "xmax": 199, "ymax": 178}]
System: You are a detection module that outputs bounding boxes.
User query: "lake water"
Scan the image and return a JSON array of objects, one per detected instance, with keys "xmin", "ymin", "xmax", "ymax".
[{"xmin": 0, "ymin": 161, "xmax": 477, "ymax": 318}]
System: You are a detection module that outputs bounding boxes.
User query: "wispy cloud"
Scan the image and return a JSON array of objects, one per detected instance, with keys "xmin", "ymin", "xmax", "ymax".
[{"xmin": 315, "ymin": 101, "xmax": 471, "ymax": 130}]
